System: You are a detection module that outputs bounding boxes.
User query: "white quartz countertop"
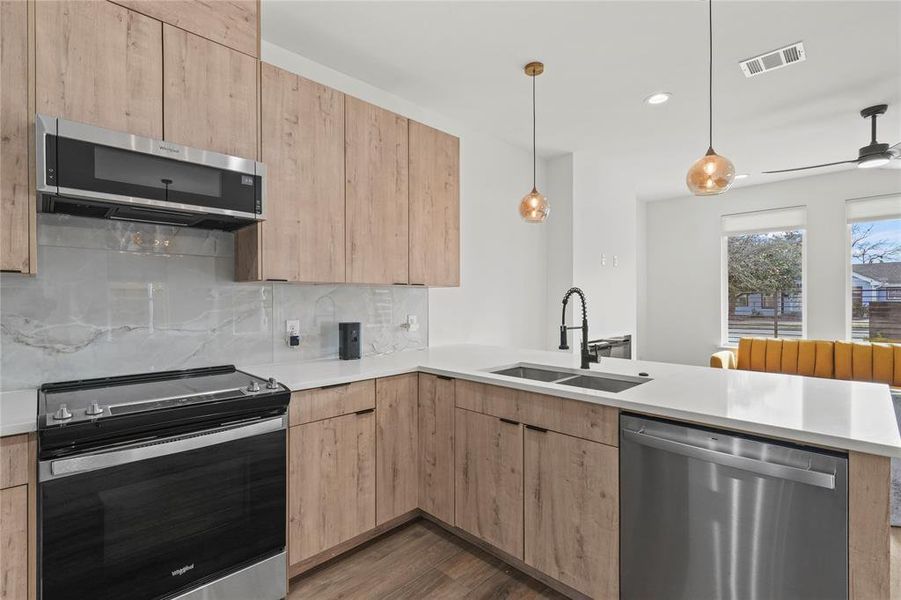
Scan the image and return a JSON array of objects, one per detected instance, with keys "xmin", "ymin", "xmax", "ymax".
[
  {"xmin": 4, "ymin": 344, "xmax": 900, "ymax": 458},
  {"xmin": 240, "ymin": 344, "xmax": 901, "ymax": 458},
  {"xmin": 0, "ymin": 389, "xmax": 38, "ymax": 437}
]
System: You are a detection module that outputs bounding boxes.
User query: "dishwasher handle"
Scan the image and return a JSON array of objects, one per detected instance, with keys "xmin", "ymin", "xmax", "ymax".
[{"xmin": 621, "ymin": 428, "xmax": 836, "ymax": 489}]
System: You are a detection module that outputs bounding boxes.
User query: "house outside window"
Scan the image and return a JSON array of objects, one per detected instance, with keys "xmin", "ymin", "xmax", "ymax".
[
  {"xmin": 847, "ymin": 196, "xmax": 901, "ymax": 343},
  {"xmin": 722, "ymin": 208, "xmax": 806, "ymax": 345}
]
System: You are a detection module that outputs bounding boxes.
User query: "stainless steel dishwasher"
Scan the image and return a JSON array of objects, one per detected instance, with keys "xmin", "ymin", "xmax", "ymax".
[{"xmin": 620, "ymin": 414, "xmax": 848, "ymax": 600}]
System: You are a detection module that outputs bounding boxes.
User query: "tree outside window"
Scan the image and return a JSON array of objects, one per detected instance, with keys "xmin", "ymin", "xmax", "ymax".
[
  {"xmin": 850, "ymin": 219, "xmax": 901, "ymax": 342},
  {"xmin": 726, "ymin": 230, "xmax": 803, "ymax": 343}
]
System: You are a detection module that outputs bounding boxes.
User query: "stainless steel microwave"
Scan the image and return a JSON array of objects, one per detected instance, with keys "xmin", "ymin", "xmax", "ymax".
[{"xmin": 36, "ymin": 114, "xmax": 265, "ymax": 231}]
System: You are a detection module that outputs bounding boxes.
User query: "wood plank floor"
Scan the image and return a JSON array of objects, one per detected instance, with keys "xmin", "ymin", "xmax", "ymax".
[{"xmin": 287, "ymin": 519, "xmax": 568, "ymax": 599}]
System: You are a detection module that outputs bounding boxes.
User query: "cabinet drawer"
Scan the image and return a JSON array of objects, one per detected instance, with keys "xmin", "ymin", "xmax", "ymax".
[
  {"xmin": 289, "ymin": 380, "xmax": 376, "ymax": 425},
  {"xmin": 455, "ymin": 379, "xmax": 618, "ymax": 446},
  {"xmin": 0, "ymin": 435, "xmax": 29, "ymax": 489}
]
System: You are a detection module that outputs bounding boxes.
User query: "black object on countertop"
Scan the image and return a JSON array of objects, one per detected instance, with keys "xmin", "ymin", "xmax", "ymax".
[{"xmin": 339, "ymin": 322, "xmax": 362, "ymax": 360}]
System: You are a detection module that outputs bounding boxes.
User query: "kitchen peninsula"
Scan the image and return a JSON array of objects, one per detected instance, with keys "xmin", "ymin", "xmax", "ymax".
[{"xmin": 5, "ymin": 343, "xmax": 897, "ymax": 599}]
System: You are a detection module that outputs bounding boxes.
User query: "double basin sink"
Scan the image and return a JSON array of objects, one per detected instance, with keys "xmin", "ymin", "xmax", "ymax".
[{"xmin": 489, "ymin": 363, "xmax": 651, "ymax": 393}]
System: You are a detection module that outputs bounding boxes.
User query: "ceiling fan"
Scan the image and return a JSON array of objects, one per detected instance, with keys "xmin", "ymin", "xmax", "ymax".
[{"xmin": 763, "ymin": 104, "xmax": 900, "ymax": 173}]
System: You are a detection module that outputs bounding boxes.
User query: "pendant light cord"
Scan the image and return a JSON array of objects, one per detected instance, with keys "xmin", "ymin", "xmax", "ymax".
[
  {"xmin": 708, "ymin": 0, "xmax": 713, "ymax": 149},
  {"xmin": 532, "ymin": 72, "xmax": 537, "ymax": 190}
]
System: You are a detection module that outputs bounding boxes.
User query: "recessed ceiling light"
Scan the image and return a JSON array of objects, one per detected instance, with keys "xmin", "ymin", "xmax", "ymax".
[
  {"xmin": 644, "ymin": 92, "xmax": 671, "ymax": 105},
  {"xmin": 734, "ymin": 173, "xmax": 750, "ymax": 180}
]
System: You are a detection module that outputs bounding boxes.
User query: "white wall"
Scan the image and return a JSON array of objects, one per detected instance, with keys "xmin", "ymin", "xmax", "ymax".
[
  {"xmin": 640, "ymin": 168, "xmax": 901, "ymax": 366},
  {"xmin": 262, "ymin": 42, "xmax": 550, "ymax": 350},
  {"xmin": 545, "ymin": 154, "xmax": 574, "ymax": 350},
  {"xmin": 571, "ymin": 153, "xmax": 639, "ymax": 343},
  {"xmin": 542, "ymin": 152, "xmax": 640, "ymax": 352}
]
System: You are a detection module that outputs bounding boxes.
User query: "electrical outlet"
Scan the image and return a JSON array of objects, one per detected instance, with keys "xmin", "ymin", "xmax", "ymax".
[
  {"xmin": 286, "ymin": 320, "xmax": 301, "ymax": 347},
  {"xmin": 403, "ymin": 315, "xmax": 419, "ymax": 332},
  {"xmin": 601, "ymin": 253, "xmax": 607, "ymax": 267},
  {"xmin": 613, "ymin": 255, "xmax": 619, "ymax": 267}
]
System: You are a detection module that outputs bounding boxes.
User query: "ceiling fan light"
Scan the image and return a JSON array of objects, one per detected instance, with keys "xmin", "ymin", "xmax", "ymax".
[
  {"xmin": 858, "ymin": 154, "xmax": 891, "ymax": 169},
  {"xmin": 686, "ymin": 150, "xmax": 735, "ymax": 196}
]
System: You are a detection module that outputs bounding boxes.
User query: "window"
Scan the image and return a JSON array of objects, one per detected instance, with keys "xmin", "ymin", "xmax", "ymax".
[
  {"xmin": 847, "ymin": 196, "xmax": 901, "ymax": 342},
  {"xmin": 722, "ymin": 208, "xmax": 806, "ymax": 345}
]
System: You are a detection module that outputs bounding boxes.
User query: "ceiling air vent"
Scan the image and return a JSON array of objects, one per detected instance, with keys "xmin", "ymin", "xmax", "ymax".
[{"xmin": 739, "ymin": 42, "xmax": 806, "ymax": 78}]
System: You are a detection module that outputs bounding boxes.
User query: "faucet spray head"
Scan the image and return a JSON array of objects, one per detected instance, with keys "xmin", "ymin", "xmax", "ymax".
[{"xmin": 559, "ymin": 325, "xmax": 569, "ymax": 350}]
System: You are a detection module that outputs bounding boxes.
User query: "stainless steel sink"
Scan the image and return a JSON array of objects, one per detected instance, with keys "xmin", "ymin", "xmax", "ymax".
[
  {"xmin": 488, "ymin": 363, "xmax": 651, "ymax": 393},
  {"xmin": 557, "ymin": 374, "xmax": 644, "ymax": 393},
  {"xmin": 490, "ymin": 366, "xmax": 575, "ymax": 382}
]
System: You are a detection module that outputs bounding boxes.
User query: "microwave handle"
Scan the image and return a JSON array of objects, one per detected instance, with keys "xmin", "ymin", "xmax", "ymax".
[{"xmin": 41, "ymin": 416, "xmax": 286, "ymax": 481}]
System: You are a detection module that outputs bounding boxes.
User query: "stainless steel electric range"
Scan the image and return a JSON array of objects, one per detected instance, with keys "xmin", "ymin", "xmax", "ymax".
[{"xmin": 36, "ymin": 365, "xmax": 290, "ymax": 600}]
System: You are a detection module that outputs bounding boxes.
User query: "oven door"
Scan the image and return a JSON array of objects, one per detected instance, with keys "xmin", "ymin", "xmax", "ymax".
[
  {"xmin": 39, "ymin": 417, "xmax": 286, "ymax": 600},
  {"xmin": 37, "ymin": 115, "xmax": 263, "ymax": 222}
]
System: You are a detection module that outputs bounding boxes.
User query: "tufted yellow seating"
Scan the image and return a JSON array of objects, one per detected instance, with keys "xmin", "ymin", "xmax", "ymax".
[{"xmin": 710, "ymin": 338, "xmax": 901, "ymax": 389}]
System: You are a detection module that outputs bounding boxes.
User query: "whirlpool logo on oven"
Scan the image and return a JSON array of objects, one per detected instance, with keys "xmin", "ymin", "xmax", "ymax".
[{"xmin": 171, "ymin": 564, "xmax": 195, "ymax": 577}]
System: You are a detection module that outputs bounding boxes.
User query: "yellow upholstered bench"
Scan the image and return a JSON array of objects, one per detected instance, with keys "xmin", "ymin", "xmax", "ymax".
[{"xmin": 710, "ymin": 338, "xmax": 901, "ymax": 389}]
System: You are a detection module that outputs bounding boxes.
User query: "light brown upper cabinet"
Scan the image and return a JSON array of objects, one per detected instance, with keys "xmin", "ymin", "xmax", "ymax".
[
  {"xmin": 36, "ymin": 0, "xmax": 163, "ymax": 139},
  {"xmin": 1, "ymin": 0, "xmax": 34, "ymax": 274},
  {"xmin": 111, "ymin": 0, "xmax": 259, "ymax": 57},
  {"xmin": 163, "ymin": 25, "xmax": 258, "ymax": 160},
  {"xmin": 235, "ymin": 64, "xmax": 345, "ymax": 282},
  {"xmin": 345, "ymin": 97, "xmax": 409, "ymax": 285},
  {"xmin": 408, "ymin": 121, "xmax": 460, "ymax": 287},
  {"xmin": 375, "ymin": 374, "xmax": 418, "ymax": 524},
  {"xmin": 454, "ymin": 407, "xmax": 524, "ymax": 559},
  {"xmin": 524, "ymin": 427, "xmax": 619, "ymax": 599},
  {"xmin": 417, "ymin": 374, "xmax": 455, "ymax": 524}
]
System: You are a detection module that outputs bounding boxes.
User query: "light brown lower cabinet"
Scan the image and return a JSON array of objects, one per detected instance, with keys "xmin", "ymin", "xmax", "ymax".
[
  {"xmin": 454, "ymin": 407, "xmax": 524, "ymax": 559},
  {"xmin": 0, "ymin": 485, "xmax": 28, "ymax": 600},
  {"xmin": 375, "ymin": 374, "xmax": 418, "ymax": 524},
  {"xmin": 288, "ymin": 410, "xmax": 375, "ymax": 564},
  {"xmin": 418, "ymin": 374, "xmax": 455, "ymax": 524},
  {"xmin": 524, "ymin": 427, "xmax": 619, "ymax": 599}
]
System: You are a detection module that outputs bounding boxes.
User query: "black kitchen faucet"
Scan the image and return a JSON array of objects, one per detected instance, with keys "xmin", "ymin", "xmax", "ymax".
[{"xmin": 559, "ymin": 287, "xmax": 599, "ymax": 369}]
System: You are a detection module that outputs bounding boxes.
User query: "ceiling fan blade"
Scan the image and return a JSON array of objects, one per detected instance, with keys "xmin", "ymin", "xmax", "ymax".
[{"xmin": 762, "ymin": 159, "xmax": 858, "ymax": 174}]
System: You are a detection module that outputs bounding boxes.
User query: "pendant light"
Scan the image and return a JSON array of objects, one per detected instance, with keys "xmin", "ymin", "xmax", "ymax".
[
  {"xmin": 686, "ymin": 0, "xmax": 735, "ymax": 196},
  {"xmin": 519, "ymin": 61, "xmax": 549, "ymax": 222}
]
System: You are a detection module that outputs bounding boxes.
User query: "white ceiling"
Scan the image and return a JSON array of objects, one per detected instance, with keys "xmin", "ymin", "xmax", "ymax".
[{"xmin": 262, "ymin": 1, "xmax": 901, "ymax": 201}]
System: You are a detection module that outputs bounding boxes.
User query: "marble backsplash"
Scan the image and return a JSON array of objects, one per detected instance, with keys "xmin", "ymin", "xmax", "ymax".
[{"xmin": 0, "ymin": 214, "xmax": 428, "ymax": 390}]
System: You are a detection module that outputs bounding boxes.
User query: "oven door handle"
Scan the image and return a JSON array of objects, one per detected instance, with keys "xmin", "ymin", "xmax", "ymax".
[{"xmin": 41, "ymin": 416, "xmax": 286, "ymax": 481}]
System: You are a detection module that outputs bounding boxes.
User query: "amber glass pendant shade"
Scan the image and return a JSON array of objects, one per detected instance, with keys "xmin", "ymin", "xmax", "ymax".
[
  {"xmin": 686, "ymin": 147, "xmax": 735, "ymax": 195},
  {"xmin": 519, "ymin": 187, "xmax": 550, "ymax": 222}
]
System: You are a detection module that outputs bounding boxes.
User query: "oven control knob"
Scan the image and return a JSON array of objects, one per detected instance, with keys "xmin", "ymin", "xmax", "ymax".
[
  {"xmin": 85, "ymin": 402, "xmax": 103, "ymax": 416},
  {"xmin": 266, "ymin": 377, "xmax": 279, "ymax": 390},
  {"xmin": 53, "ymin": 404, "xmax": 72, "ymax": 421},
  {"xmin": 247, "ymin": 381, "xmax": 261, "ymax": 393}
]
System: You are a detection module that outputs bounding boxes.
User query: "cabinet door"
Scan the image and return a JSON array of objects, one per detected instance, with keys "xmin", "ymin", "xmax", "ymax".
[
  {"xmin": 375, "ymin": 374, "xmax": 418, "ymax": 524},
  {"xmin": 112, "ymin": 0, "xmax": 259, "ymax": 57},
  {"xmin": 252, "ymin": 63, "xmax": 345, "ymax": 283},
  {"xmin": 454, "ymin": 408, "xmax": 523, "ymax": 559},
  {"xmin": 408, "ymin": 121, "xmax": 459, "ymax": 287},
  {"xmin": 345, "ymin": 97, "xmax": 408, "ymax": 284},
  {"xmin": 524, "ymin": 428, "xmax": 619, "ymax": 599},
  {"xmin": 418, "ymin": 374, "xmax": 455, "ymax": 523},
  {"xmin": 163, "ymin": 25, "xmax": 257, "ymax": 160},
  {"xmin": 36, "ymin": 0, "xmax": 163, "ymax": 138},
  {"xmin": 1, "ymin": 0, "xmax": 32, "ymax": 273},
  {"xmin": 288, "ymin": 411, "xmax": 375, "ymax": 564},
  {"xmin": 0, "ymin": 485, "xmax": 28, "ymax": 600}
]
